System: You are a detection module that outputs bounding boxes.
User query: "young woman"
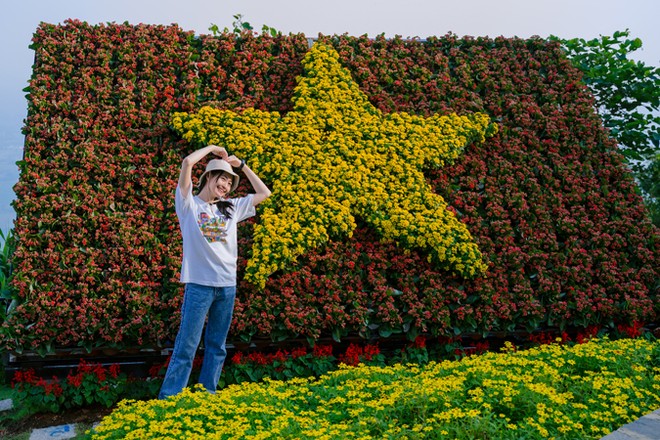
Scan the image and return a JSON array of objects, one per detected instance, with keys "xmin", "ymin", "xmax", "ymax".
[{"xmin": 158, "ymin": 145, "xmax": 271, "ymax": 399}]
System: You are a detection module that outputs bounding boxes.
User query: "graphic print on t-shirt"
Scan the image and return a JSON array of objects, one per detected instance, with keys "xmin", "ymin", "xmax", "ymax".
[{"xmin": 198, "ymin": 211, "xmax": 228, "ymax": 243}]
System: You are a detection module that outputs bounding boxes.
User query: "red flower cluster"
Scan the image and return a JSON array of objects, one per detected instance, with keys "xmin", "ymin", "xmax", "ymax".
[
  {"xmin": 2, "ymin": 23, "xmax": 657, "ymax": 355},
  {"xmin": 412, "ymin": 336, "xmax": 427, "ymax": 349},
  {"xmin": 617, "ymin": 321, "xmax": 644, "ymax": 339},
  {"xmin": 65, "ymin": 359, "xmax": 120, "ymax": 386},
  {"xmin": 12, "ymin": 359, "xmax": 124, "ymax": 412},
  {"xmin": 529, "ymin": 330, "xmax": 570, "ymax": 346},
  {"xmin": 455, "ymin": 341, "xmax": 491, "ymax": 358},
  {"xmin": 575, "ymin": 325, "xmax": 602, "ymax": 344},
  {"xmin": 338, "ymin": 343, "xmax": 382, "ymax": 366},
  {"xmin": 230, "ymin": 346, "xmax": 329, "ymax": 367},
  {"xmin": 312, "ymin": 344, "xmax": 334, "ymax": 358},
  {"xmin": 245, "ymin": 350, "xmax": 288, "ymax": 366},
  {"xmin": 12, "ymin": 369, "xmax": 63, "ymax": 397}
]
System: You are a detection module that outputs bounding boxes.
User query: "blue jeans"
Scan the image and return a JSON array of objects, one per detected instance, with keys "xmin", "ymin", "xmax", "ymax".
[{"xmin": 158, "ymin": 283, "xmax": 236, "ymax": 399}]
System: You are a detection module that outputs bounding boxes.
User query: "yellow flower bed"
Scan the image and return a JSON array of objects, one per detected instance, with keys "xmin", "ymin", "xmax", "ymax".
[
  {"xmin": 172, "ymin": 43, "xmax": 497, "ymax": 288},
  {"xmin": 89, "ymin": 338, "xmax": 660, "ymax": 439}
]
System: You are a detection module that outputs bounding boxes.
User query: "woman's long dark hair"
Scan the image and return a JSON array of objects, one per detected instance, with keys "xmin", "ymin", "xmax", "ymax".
[
  {"xmin": 214, "ymin": 199, "xmax": 234, "ymax": 220},
  {"xmin": 198, "ymin": 170, "xmax": 235, "ymax": 220}
]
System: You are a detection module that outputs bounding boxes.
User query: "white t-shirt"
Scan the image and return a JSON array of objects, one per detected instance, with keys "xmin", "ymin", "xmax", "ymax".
[{"xmin": 175, "ymin": 185, "xmax": 256, "ymax": 287}]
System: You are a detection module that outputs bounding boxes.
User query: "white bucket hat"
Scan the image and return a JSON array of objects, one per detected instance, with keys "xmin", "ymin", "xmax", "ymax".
[{"xmin": 198, "ymin": 159, "xmax": 240, "ymax": 193}]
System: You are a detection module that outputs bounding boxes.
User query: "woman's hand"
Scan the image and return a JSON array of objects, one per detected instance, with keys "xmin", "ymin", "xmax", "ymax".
[
  {"xmin": 209, "ymin": 145, "xmax": 229, "ymax": 160},
  {"xmin": 225, "ymin": 155, "xmax": 242, "ymax": 168}
]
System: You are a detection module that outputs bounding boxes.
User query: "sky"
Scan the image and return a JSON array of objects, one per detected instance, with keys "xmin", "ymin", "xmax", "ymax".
[{"xmin": 1, "ymin": 0, "xmax": 659, "ymax": 233}]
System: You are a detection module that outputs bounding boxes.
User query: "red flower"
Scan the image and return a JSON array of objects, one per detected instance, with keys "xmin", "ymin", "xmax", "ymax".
[
  {"xmin": 291, "ymin": 346, "xmax": 307, "ymax": 358},
  {"xmin": 362, "ymin": 344, "xmax": 380, "ymax": 361},
  {"xmin": 247, "ymin": 352, "xmax": 269, "ymax": 365},
  {"xmin": 12, "ymin": 369, "xmax": 37, "ymax": 387},
  {"xmin": 148, "ymin": 360, "xmax": 167, "ymax": 378},
  {"xmin": 271, "ymin": 350, "xmax": 288, "ymax": 363},
  {"xmin": 617, "ymin": 321, "xmax": 643, "ymax": 338},
  {"xmin": 109, "ymin": 364, "xmax": 121, "ymax": 379},
  {"xmin": 231, "ymin": 351, "xmax": 245, "ymax": 365},
  {"xmin": 412, "ymin": 336, "xmax": 427, "ymax": 348},
  {"xmin": 338, "ymin": 343, "xmax": 362, "ymax": 366},
  {"xmin": 67, "ymin": 372, "xmax": 84, "ymax": 388},
  {"xmin": 313, "ymin": 344, "xmax": 333, "ymax": 358}
]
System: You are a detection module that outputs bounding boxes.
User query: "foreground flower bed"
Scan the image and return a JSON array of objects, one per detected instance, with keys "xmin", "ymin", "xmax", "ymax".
[{"xmin": 88, "ymin": 337, "xmax": 660, "ymax": 439}]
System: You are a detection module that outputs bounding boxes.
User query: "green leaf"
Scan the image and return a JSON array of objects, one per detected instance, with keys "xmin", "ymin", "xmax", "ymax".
[
  {"xmin": 378, "ymin": 327, "xmax": 393, "ymax": 338},
  {"xmin": 332, "ymin": 327, "xmax": 343, "ymax": 343}
]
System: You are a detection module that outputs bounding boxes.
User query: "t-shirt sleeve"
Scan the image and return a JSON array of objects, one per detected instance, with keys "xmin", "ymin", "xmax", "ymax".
[
  {"xmin": 175, "ymin": 184, "xmax": 195, "ymax": 217},
  {"xmin": 233, "ymin": 194, "xmax": 256, "ymax": 222}
]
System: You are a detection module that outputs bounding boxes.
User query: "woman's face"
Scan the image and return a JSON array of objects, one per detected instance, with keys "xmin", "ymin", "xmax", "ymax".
[{"xmin": 210, "ymin": 172, "xmax": 233, "ymax": 200}]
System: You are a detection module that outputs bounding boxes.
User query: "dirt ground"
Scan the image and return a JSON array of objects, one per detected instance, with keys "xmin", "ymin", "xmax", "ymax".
[{"xmin": 0, "ymin": 404, "xmax": 115, "ymax": 437}]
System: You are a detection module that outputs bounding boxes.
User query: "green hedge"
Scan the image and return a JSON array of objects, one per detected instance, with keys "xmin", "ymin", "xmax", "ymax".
[{"xmin": 2, "ymin": 20, "xmax": 658, "ymax": 354}]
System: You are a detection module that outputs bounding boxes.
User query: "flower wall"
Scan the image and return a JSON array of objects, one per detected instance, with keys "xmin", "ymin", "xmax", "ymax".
[
  {"xmin": 2, "ymin": 20, "xmax": 658, "ymax": 353},
  {"xmin": 173, "ymin": 43, "xmax": 497, "ymax": 288}
]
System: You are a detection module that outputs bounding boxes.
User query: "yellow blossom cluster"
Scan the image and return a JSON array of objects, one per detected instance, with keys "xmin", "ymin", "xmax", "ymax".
[
  {"xmin": 172, "ymin": 42, "xmax": 497, "ymax": 287},
  {"xmin": 89, "ymin": 337, "xmax": 660, "ymax": 439}
]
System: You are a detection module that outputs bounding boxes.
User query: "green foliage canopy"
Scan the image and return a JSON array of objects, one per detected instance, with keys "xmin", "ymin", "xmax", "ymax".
[
  {"xmin": 554, "ymin": 30, "xmax": 660, "ymax": 166},
  {"xmin": 553, "ymin": 30, "xmax": 660, "ymax": 226}
]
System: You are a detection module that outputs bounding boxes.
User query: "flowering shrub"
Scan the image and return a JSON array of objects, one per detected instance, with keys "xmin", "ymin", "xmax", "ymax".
[
  {"xmin": 12, "ymin": 360, "xmax": 126, "ymax": 414},
  {"xmin": 88, "ymin": 337, "xmax": 660, "ymax": 439},
  {"xmin": 2, "ymin": 22, "xmax": 658, "ymax": 353},
  {"xmin": 148, "ymin": 343, "xmax": 380, "ymax": 387},
  {"xmin": 337, "ymin": 342, "xmax": 385, "ymax": 366},
  {"xmin": 172, "ymin": 43, "xmax": 496, "ymax": 287},
  {"xmin": 220, "ymin": 343, "xmax": 337, "ymax": 385},
  {"xmin": 6, "ymin": 343, "xmax": 371, "ymax": 416}
]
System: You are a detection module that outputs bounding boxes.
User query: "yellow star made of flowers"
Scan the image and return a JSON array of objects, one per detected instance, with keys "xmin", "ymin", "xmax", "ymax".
[{"xmin": 172, "ymin": 42, "xmax": 497, "ymax": 288}]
